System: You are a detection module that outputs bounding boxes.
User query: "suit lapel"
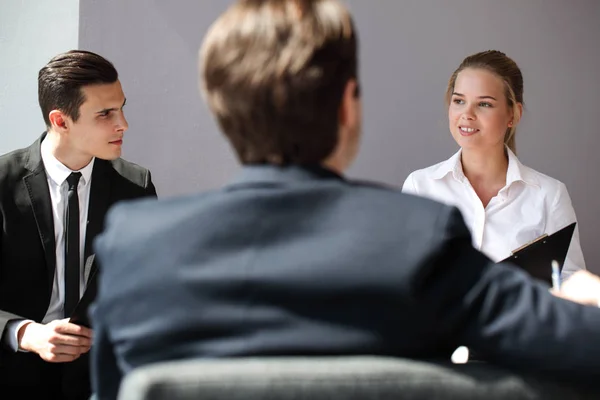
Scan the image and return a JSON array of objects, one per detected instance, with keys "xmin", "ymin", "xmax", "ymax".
[
  {"xmin": 23, "ymin": 135, "xmax": 56, "ymax": 295},
  {"xmin": 85, "ymin": 159, "xmax": 111, "ymax": 282}
]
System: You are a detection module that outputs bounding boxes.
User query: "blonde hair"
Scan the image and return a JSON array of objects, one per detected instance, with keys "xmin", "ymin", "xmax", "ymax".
[{"xmin": 445, "ymin": 50, "xmax": 523, "ymax": 154}]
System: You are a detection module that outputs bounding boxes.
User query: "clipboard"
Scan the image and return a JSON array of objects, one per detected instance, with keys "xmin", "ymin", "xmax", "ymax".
[
  {"xmin": 499, "ymin": 222, "xmax": 576, "ymax": 285},
  {"xmin": 69, "ymin": 256, "xmax": 98, "ymax": 328}
]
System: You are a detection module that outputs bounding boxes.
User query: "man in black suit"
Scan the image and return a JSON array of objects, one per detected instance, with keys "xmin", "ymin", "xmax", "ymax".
[
  {"xmin": 91, "ymin": 1, "xmax": 600, "ymax": 398},
  {"xmin": 0, "ymin": 50, "xmax": 157, "ymax": 399}
]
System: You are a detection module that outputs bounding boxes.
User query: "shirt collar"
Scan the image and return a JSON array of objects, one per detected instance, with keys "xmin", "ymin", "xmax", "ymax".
[
  {"xmin": 505, "ymin": 147, "xmax": 540, "ymax": 188},
  {"xmin": 40, "ymin": 136, "xmax": 95, "ymax": 187},
  {"xmin": 430, "ymin": 149, "xmax": 464, "ymax": 181},
  {"xmin": 431, "ymin": 146, "xmax": 540, "ymax": 188}
]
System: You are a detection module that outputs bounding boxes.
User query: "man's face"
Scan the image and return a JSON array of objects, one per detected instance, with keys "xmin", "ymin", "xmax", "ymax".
[{"xmin": 65, "ymin": 80, "xmax": 128, "ymax": 161}]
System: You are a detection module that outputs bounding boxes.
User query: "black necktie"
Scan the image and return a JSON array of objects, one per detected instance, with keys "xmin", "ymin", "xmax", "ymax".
[{"xmin": 64, "ymin": 172, "xmax": 82, "ymax": 317}]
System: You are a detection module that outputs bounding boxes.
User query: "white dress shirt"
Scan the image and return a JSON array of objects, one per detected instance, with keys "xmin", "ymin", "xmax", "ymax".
[
  {"xmin": 7, "ymin": 137, "xmax": 94, "ymax": 350},
  {"xmin": 402, "ymin": 147, "xmax": 585, "ymax": 281}
]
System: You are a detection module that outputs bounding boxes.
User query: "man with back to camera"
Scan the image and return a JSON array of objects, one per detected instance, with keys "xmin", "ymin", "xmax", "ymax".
[
  {"xmin": 0, "ymin": 50, "xmax": 157, "ymax": 399},
  {"xmin": 91, "ymin": 1, "xmax": 600, "ymax": 398}
]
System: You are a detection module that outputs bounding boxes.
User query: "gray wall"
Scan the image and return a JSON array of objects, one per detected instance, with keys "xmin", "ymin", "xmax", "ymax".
[
  {"xmin": 79, "ymin": 0, "xmax": 237, "ymax": 196},
  {"xmin": 0, "ymin": 0, "xmax": 79, "ymax": 154},
  {"xmin": 79, "ymin": 0, "xmax": 600, "ymax": 273}
]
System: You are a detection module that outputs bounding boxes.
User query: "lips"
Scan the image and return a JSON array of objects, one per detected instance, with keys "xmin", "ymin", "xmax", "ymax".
[
  {"xmin": 110, "ymin": 139, "xmax": 123, "ymax": 145},
  {"xmin": 459, "ymin": 126, "xmax": 479, "ymax": 136}
]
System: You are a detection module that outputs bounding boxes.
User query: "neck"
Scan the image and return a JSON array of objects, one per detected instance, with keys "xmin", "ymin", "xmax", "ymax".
[
  {"xmin": 45, "ymin": 130, "xmax": 93, "ymax": 171},
  {"xmin": 322, "ymin": 159, "xmax": 345, "ymax": 176},
  {"xmin": 322, "ymin": 144, "xmax": 352, "ymax": 176},
  {"xmin": 460, "ymin": 145, "xmax": 508, "ymax": 187}
]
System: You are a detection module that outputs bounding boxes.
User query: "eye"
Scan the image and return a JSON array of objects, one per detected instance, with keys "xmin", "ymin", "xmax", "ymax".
[
  {"xmin": 479, "ymin": 102, "xmax": 493, "ymax": 108},
  {"xmin": 452, "ymin": 98, "xmax": 464, "ymax": 105},
  {"xmin": 98, "ymin": 111, "xmax": 111, "ymax": 117}
]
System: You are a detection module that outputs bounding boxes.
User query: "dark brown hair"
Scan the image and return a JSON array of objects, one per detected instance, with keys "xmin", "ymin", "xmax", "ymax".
[
  {"xmin": 200, "ymin": 0, "xmax": 359, "ymax": 165},
  {"xmin": 446, "ymin": 50, "xmax": 524, "ymax": 153},
  {"xmin": 38, "ymin": 50, "xmax": 119, "ymax": 127}
]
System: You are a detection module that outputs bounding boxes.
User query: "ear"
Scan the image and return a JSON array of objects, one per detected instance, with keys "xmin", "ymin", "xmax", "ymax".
[
  {"xmin": 510, "ymin": 103, "xmax": 523, "ymax": 126},
  {"xmin": 338, "ymin": 79, "xmax": 359, "ymax": 130},
  {"xmin": 48, "ymin": 110, "xmax": 69, "ymax": 133}
]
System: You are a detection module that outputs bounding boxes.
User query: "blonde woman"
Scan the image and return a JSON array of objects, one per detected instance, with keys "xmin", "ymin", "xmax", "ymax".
[{"xmin": 402, "ymin": 50, "xmax": 585, "ymax": 280}]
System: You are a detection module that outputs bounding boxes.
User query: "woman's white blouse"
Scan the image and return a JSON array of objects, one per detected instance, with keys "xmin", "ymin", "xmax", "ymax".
[{"xmin": 402, "ymin": 148, "xmax": 585, "ymax": 280}]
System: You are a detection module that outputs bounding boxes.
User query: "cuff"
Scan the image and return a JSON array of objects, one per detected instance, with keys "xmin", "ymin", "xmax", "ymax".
[{"xmin": 5, "ymin": 319, "xmax": 34, "ymax": 352}]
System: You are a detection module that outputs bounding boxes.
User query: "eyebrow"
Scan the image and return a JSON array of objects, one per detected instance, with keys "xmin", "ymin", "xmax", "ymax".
[
  {"xmin": 452, "ymin": 92, "xmax": 497, "ymax": 101},
  {"xmin": 95, "ymin": 98, "xmax": 127, "ymax": 115}
]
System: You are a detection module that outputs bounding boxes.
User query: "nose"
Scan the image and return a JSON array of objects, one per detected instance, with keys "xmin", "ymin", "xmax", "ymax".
[
  {"xmin": 461, "ymin": 104, "xmax": 476, "ymax": 121},
  {"xmin": 116, "ymin": 110, "xmax": 129, "ymax": 132}
]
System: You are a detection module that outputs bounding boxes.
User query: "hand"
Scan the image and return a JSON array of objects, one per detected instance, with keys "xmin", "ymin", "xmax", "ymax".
[
  {"xmin": 551, "ymin": 270, "xmax": 600, "ymax": 306},
  {"xmin": 17, "ymin": 318, "xmax": 93, "ymax": 363}
]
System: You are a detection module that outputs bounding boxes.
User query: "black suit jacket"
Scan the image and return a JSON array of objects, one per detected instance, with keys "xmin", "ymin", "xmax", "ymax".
[
  {"xmin": 92, "ymin": 165, "xmax": 600, "ymax": 399},
  {"xmin": 0, "ymin": 134, "xmax": 157, "ymax": 395}
]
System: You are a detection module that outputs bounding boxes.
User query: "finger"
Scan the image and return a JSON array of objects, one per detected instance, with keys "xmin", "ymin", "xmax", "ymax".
[
  {"xmin": 581, "ymin": 298, "xmax": 599, "ymax": 306},
  {"xmin": 48, "ymin": 343, "xmax": 85, "ymax": 356},
  {"xmin": 54, "ymin": 322, "xmax": 93, "ymax": 338},
  {"xmin": 43, "ymin": 352, "xmax": 81, "ymax": 363},
  {"xmin": 48, "ymin": 332, "xmax": 92, "ymax": 347},
  {"xmin": 79, "ymin": 345, "xmax": 92, "ymax": 354}
]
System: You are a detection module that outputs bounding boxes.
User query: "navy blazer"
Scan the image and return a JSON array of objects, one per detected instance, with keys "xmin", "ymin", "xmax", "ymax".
[{"xmin": 92, "ymin": 165, "xmax": 600, "ymax": 399}]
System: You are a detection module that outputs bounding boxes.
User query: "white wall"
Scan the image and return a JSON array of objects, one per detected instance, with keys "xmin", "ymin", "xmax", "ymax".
[{"xmin": 0, "ymin": 0, "xmax": 79, "ymax": 154}]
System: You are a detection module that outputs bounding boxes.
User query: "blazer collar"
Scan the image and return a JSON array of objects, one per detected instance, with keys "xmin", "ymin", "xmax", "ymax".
[
  {"xmin": 24, "ymin": 132, "xmax": 47, "ymax": 173},
  {"xmin": 85, "ymin": 158, "xmax": 111, "ymax": 261},
  {"xmin": 228, "ymin": 164, "xmax": 344, "ymax": 188},
  {"xmin": 23, "ymin": 133, "xmax": 55, "ymax": 294}
]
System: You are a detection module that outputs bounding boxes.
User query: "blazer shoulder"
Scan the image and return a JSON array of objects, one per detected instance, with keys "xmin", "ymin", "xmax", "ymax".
[
  {"xmin": 347, "ymin": 177, "xmax": 452, "ymax": 217},
  {"xmin": 107, "ymin": 158, "xmax": 152, "ymax": 186},
  {"xmin": 0, "ymin": 147, "xmax": 31, "ymax": 182},
  {"xmin": 344, "ymin": 179, "xmax": 470, "ymax": 267}
]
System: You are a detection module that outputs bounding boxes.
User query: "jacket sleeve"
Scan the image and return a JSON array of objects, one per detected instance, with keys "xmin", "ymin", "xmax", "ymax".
[
  {"xmin": 414, "ymin": 205, "xmax": 600, "ymax": 382},
  {"xmin": 90, "ymin": 303, "xmax": 123, "ymax": 400}
]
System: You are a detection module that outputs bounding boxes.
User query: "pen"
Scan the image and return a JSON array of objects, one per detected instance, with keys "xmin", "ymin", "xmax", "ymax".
[{"xmin": 551, "ymin": 260, "xmax": 561, "ymax": 291}]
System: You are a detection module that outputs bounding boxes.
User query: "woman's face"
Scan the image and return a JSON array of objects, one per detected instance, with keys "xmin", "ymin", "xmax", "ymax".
[{"xmin": 448, "ymin": 68, "xmax": 513, "ymax": 152}]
